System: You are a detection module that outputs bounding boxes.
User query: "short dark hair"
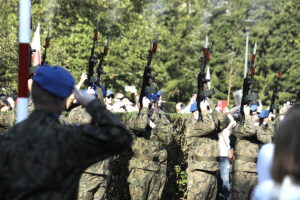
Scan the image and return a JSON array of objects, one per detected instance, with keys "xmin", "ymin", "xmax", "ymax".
[
  {"xmin": 32, "ymin": 81, "xmax": 64, "ymax": 106},
  {"xmin": 271, "ymin": 103, "xmax": 300, "ymax": 184}
]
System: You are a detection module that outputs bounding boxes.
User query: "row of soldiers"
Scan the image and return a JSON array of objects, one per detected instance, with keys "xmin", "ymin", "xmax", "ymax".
[{"xmin": 0, "ymin": 65, "xmax": 278, "ymax": 200}]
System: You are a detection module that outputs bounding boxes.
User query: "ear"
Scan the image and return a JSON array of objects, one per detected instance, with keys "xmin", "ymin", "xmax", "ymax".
[{"xmin": 55, "ymin": 97, "xmax": 66, "ymax": 111}]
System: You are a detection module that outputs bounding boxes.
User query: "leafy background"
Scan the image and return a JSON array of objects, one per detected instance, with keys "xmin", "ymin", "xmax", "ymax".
[{"xmin": 0, "ymin": 0, "xmax": 299, "ymax": 108}]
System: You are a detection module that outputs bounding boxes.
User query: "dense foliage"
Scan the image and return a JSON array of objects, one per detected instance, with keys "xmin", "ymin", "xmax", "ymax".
[{"xmin": 0, "ymin": 0, "xmax": 299, "ymax": 107}]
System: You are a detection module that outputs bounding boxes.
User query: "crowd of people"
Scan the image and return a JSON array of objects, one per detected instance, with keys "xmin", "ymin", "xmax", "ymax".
[{"xmin": 0, "ymin": 65, "xmax": 299, "ymax": 200}]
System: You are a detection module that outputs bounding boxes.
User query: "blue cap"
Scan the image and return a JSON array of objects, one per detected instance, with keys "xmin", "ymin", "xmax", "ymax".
[
  {"xmin": 251, "ymin": 104, "xmax": 258, "ymax": 112},
  {"xmin": 32, "ymin": 65, "xmax": 75, "ymax": 98},
  {"xmin": 259, "ymin": 110, "xmax": 269, "ymax": 118},
  {"xmin": 106, "ymin": 90, "xmax": 114, "ymax": 97},
  {"xmin": 190, "ymin": 102, "xmax": 198, "ymax": 112},
  {"xmin": 146, "ymin": 91, "xmax": 161, "ymax": 103}
]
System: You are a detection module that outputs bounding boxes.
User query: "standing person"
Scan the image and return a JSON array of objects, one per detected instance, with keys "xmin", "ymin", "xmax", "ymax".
[
  {"xmin": 0, "ymin": 108, "xmax": 14, "ymax": 135},
  {"xmin": 218, "ymin": 109, "xmax": 236, "ymax": 200},
  {"xmin": 231, "ymin": 105, "xmax": 273, "ymax": 200},
  {"xmin": 127, "ymin": 92, "xmax": 173, "ymax": 200},
  {"xmin": 185, "ymin": 100, "xmax": 230, "ymax": 200},
  {"xmin": 0, "ymin": 65, "xmax": 132, "ymax": 199},
  {"xmin": 253, "ymin": 103, "xmax": 300, "ymax": 200},
  {"xmin": 67, "ymin": 88, "xmax": 114, "ymax": 200},
  {"xmin": 104, "ymin": 90, "xmax": 114, "ymax": 111}
]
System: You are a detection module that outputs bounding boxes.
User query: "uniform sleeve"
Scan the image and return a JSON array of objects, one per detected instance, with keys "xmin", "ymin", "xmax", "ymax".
[
  {"xmin": 128, "ymin": 108, "xmax": 148, "ymax": 132},
  {"xmin": 63, "ymin": 99, "xmax": 132, "ymax": 169},
  {"xmin": 215, "ymin": 112, "xmax": 230, "ymax": 130},
  {"xmin": 233, "ymin": 120, "xmax": 257, "ymax": 138},
  {"xmin": 257, "ymin": 125, "xmax": 274, "ymax": 144},
  {"xmin": 0, "ymin": 110, "xmax": 15, "ymax": 129},
  {"xmin": 185, "ymin": 112, "xmax": 216, "ymax": 137},
  {"xmin": 152, "ymin": 114, "xmax": 173, "ymax": 146}
]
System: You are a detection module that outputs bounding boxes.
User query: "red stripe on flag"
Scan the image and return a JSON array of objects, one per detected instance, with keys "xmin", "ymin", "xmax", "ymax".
[
  {"xmin": 18, "ymin": 43, "xmax": 30, "ymax": 97},
  {"xmin": 251, "ymin": 54, "xmax": 256, "ymax": 64}
]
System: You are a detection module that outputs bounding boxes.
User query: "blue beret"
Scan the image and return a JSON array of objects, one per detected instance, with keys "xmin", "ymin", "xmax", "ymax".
[
  {"xmin": 190, "ymin": 102, "xmax": 198, "ymax": 112},
  {"xmin": 250, "ymin": 104, "xmax": 258, "ymax": 112},
  {"xmin": 146, "ymin": 91, "xmax": 161, "ymax": 103},
  {"xmin": 259, "ymin": 110, "xmax": 269, "ymax": 118},
  {"xmin": 33, "ymin": 65, "xmax": 75, "ymax": 98}
]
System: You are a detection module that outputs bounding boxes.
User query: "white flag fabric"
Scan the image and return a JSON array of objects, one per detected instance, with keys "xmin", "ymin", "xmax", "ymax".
[
  {"xmin": 233, "ymin": 89, "xmax": 243, "ymax": 106},
  {"xmin": 31, "ymin": 23, "xmax": 41, "ymax": 66},
  {"xmin": 206, "ymin": 66, "xmax": 211, "ymax": 89}
]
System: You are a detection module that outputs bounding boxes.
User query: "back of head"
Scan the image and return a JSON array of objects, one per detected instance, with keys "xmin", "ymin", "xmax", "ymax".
[
  {"xmin": 32, "ymin": 65, "xmax": 75, "ymax": 106},
  {"xmin": 271, "ymin": 103, "xmax": 300, "ymax": 184}
]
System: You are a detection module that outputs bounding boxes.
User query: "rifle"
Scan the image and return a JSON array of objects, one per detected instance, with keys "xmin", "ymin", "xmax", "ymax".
[
  {"xmin": 196, "ymin": 36, "xmax": 214, "ymax": 121},
  {"xmin": 96, "ymin": 33, "xmax": 110, "ymax": 86},
  {"xmin": 268, "ymin": 67, "xmax": 283, "ymax": 116},
  {"xmin": 41, "ymin": 28, "xmax": 50, "ymax": 65},
  {"xmin": 240, "ymin": 43, "xmax": 258, "ymax": 123},
  {"xmin": 138, "ymin": 37, "xmax": 158, "ymax": 113},
  {"xmin": 85, "ymin": 28, "xmax": 99, "ymax": 86}
]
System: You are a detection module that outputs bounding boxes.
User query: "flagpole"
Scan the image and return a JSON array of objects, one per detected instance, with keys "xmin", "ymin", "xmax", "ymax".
[{"xmin": 16, "ymin": 0, "xmax": 31, "ymax": 123}]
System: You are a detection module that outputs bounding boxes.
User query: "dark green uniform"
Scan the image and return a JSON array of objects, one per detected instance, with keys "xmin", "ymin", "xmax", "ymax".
[
  {"xmin": 66, "ymin": 105, "xmax": 113, "ymax": 200},
  {"xmin": 0, "ymin": 110, "xmax": 15, "ymax": 134},
  {"xmin": 0, "ymin": 99, "xmax": 132, "ymax": 199},
  {"xmin": 185, "ymin": 111, "xmax": 230, "ymax": 200},
  {"xmin": 232, "ymin": 119, "xmax": 274, "ymax": 200},
  {"xmin": 127, "ymin": 108, "xmax": 173, "ymax": 200}
]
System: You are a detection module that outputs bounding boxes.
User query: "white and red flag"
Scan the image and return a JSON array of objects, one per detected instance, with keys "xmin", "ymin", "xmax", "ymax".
[
  {"xmin": 206, "ymin": 66, "xmax": 211, "ymax": 89},
  {"xmin": 31, "ymin": 23, "xmax": 41, "ymax": 66}
]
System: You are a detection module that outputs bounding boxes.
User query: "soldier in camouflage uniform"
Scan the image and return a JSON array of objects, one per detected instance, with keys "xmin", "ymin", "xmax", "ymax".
[
  {"xmin": 127, "ymin": 93, "xmax": 173, "ymax": 200},
  {"xmin": 0, "ymin": 110, "xmax": 15, "ymax": 135},
  {"xmin": 185, "ymin": 100, "xmax": 230, "ymax": 200},
  {"xmin": 66, "ymin": 94, "xmax": 113, "ymax": 200},
  {"xmin": 231, "ymin": 106, "xmax": 274, "ymax": 200},
  {"xmin": 0, "ymin": 67, "xmax": 37, "ymax": 135},
  {"xmin": 0, "ymin": 65, "xmax": 132, "ymax": 199}
]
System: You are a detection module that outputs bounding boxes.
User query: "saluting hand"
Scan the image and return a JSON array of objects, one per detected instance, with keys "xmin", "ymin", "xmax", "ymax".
[
  {"xmin": 142, "ymin": 97, "xmax": 151, "ymax": 108},
  {"xmin": 73, "ymin": 87, "xmax": 96, "ymax": 107}
]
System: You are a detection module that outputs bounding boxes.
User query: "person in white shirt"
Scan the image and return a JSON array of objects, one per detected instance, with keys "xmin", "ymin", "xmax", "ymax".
[
  {"xmin": 253, "ymin": 103, "xmax": 300, "ymax": 200},
  {"xmin": 218, "ymin": 107, "xmax": 236, "ymax": 200}
]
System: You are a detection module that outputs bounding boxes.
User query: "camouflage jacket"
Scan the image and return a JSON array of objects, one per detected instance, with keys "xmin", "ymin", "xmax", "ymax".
[
  {"xmin": 65, "ymin": 105, "xmax": 111, "ymax": 175},
  {"xmin": 185, "ymin": 111, "xmax": 230, "ymax": 172},
  {"xmin": 0, "ymin": 110, "xmax": 15, "ymax": 135},
  {"xmin": 0, "ymin": 99, "xmax": 132, "ymax": 200},
  {"xmin": 0, "ymin": 97, "xmax": 34, "ymax": 135},
  {"xmin": 66, "ymin": 105, "xmax": 92, "ymax": 125},
  {"xmin": 128, "ymin": 108, "xmax": 173, "ymax": 171},
  {"xmin": 233, "ymin": 119, "xmax": 274, "ymax": 173}
]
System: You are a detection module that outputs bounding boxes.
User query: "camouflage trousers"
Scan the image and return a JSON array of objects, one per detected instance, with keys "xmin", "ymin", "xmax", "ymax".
[
  {"xmin": 231, "ymin": 171, "xmax": 257, "ymax": 200},
  {"xmin": 187, "ymin": 170, "xmax": 218, "ymax": 200},
  {"xmin": 78, "ymin": 173, "xmax": 108, "ymax": 200},
  {"xmin": 127, "ymin": 165, "xmax": 167, "ymax": 200}
]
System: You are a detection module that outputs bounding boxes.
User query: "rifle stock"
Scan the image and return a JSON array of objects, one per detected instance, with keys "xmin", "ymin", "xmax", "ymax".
[
  {"xmin": 239, "ymin": 43, "xmax": 258, "ymax": 123},
  {"xmin": 268, "ymin": 68, "xmax": 283, "ymax": 116},
  {"xmin": 85, "ymin": 29, "xmax": 98, "ymax": 86},
  {"xmin": 96, "ymin": 33, "xmax": 110, "ymax": 86},
  {"xmin": 196, "ymin": 40, "xmax": 213, "ymax": 121},
  {"xmin": 138, "ymin": 38, "xmax": 158, "ymax": 113},
  {"xmin": 41, "ymin": 29, "xmax": 50, "ymax": 65}
]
